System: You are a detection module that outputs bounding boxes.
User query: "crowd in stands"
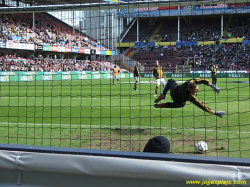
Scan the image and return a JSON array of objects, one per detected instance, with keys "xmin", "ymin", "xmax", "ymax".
[
  {"xmin": 178, "ymin": 43, "xmax": 246, "ymax": 71},
  {"xmin": 127, "ymin": 14, "xmax": 250, "ymax": 72},
  {"xmin": 137, "ymin": 42, "xmax": 250, "ymax": 72},
  {"xmin": 0, "ymin": 55, "xmax": 123, "ymax": 72},
  {"xmin": 0, "ymin": 13, "xmax": 106, "ymax": 50},
  {"xmin": 158, "ymin": 17, "xmax": 222, "ymax": 42},
  {"xmin": 214, "ymin": 43, "xmax": 250, "ymax": 70},
  {"xmin": 0, "ymin": 8, "xmax": 250, "ymax": 73},
  {"xmin": 130, "ymin": 15, "xmax": 250, "ymax": 44},
  {"xmin": 123, "ymin": 17, "xmax": 223, "ymax": 43},
  {"xmin": 226, "ymin": 17, "xmax": 250, "ymax": 40}
]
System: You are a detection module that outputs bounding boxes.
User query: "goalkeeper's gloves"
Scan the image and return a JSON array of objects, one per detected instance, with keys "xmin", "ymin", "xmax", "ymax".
[
  {"xmin": 210, "ymin": 84, "xmax": 221, "ymax": 94},
  {"xmin": 214, "ymin": 111, "xmax": 225, "ymax": 118}
]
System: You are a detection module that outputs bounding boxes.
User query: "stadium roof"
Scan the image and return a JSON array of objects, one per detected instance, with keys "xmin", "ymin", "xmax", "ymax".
[
  {"xmin": 2, "ymin": 0, "xmax": 250, "ymax": 14},
  {"xmin": 10, "ymin": 0, "xmax": 250, "ymax": 6},
  {"xmin": 14, "ymin": 0, "xmax": 106, "ymax": 5}
]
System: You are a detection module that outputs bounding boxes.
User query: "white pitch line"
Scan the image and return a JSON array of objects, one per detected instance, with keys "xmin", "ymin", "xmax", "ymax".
[
  {"xmin": 0, "ymin": 122, "xmax": 250, "ymax": 134},
  {"xmin": 0, "ymin": 97, "xmax": 140, "ymax": 100}
]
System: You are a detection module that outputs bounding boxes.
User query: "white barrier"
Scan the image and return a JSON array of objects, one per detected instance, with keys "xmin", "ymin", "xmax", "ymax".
[{"xmin": 0, "ymin": 144, "xmax": 250, "ymax": 187}]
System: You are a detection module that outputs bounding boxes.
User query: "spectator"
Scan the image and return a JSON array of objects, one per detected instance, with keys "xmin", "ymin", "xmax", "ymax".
[{"xmin": 143, "ymin": 136, "xmax": 170, "ymax": 154}]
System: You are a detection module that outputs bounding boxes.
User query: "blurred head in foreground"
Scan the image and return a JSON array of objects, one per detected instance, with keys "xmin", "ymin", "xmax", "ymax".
[{"xmin": 143, "ymin": 136, "xmax": 170, "ymax": 154}]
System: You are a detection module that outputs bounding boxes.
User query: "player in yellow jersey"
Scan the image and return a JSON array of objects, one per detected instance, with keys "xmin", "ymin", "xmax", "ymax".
[
  {"xmin": 152, "ymin": 60, "xmax": 166, "ymax": 97},
  {"xmin": 211, "ymin": 64, "xmax": 217, "ymax": 85},
  {"xmin": 112, "ymin": 66, "xmax": 120, "ymax": 85},
  {"xmin": 133, "ymin": 61, "xmax": 141, "ymax": 91},
  {"xmin": 154, "ymin": 78, "xmax": 224, "ymax": 118}
]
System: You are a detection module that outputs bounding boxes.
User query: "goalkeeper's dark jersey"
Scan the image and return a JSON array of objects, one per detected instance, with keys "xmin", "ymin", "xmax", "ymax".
[{"xmin": 173, "ymin": 78, "xmax": 213, "ymax": 113}]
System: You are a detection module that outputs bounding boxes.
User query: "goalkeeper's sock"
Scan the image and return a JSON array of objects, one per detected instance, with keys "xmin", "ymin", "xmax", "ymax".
[{"xmin": 155, "ymin": 86, "xmax": 159, "ymax": 94}]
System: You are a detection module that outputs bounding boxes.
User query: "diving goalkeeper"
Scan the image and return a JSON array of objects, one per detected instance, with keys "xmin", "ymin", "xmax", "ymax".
[{"xmin": 154, "ymin": 78, "xmax": 224, "ymax": 118}]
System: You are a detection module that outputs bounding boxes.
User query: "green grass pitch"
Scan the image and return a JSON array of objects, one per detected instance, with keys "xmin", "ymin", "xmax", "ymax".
[{"xmin": 0, "ymin": 77, "xmax": 249, "ymax": 158}]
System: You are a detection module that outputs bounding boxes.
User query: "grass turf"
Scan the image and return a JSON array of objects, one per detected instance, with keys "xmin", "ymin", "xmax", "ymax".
[{"xmin": 0, "ymin": 77, "xmax": 249, "ymax": 158}]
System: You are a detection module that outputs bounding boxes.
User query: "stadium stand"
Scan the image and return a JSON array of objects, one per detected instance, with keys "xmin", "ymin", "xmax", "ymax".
[
  {"xmin": 119, "ymin": 6, "xmax": 250, "ymax": 73},
  {"xmin": 139, "ymin": 42, "xmax": 250, "ymax": 72},
  {"xmin": 0, "ymin": 13, "xmax": 104, "ymax": 49},
  {"xmin": 0, "ymin": 3, "xmax": 250, "ymax": 73}
]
